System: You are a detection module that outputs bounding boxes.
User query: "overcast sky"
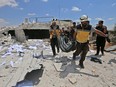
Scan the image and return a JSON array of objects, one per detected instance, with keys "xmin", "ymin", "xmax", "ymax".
[{"xmin": 0, "ymin": 0, "xmax": 116, "ymax": 30}]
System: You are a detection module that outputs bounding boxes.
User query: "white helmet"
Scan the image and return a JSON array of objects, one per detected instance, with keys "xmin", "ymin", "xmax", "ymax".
[{"xmin": 80, "ymin": 15, "xmax": 88, "ymax": 22}]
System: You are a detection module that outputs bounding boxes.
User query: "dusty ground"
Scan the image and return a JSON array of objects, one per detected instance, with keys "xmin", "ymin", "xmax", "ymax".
[
  {"xmin": 0, "ymin": 39, "xmax": 116, "ymax": 87},
  {"xmin": 32, "ymin": 44, "xmax": 116, "ymax": 87}
]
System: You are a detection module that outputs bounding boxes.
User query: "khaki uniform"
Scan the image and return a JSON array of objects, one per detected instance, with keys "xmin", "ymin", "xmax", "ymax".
[
  {"xmin": 49, "ymin": 25, "xmax": 61, "ymax": 56},
  {"xmin": 73, "ymin": 24, "xmax": 92, "ymax": 65}
]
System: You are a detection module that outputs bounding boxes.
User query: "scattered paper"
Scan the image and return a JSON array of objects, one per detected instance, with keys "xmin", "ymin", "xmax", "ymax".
[
  {"xmin": 10, "ymin": 61, "xmax": 14, "ymax": 67},
  {"xmin": 0, "ymin": 61, "xmax": 6, "ymax": 67},
  {"xmin": 1, "ymin": 51, "xmax": 12, "ymax": 58},
  {"xmin": 29, "ymin": 46, "xmax": 37, "ymax": 50}
]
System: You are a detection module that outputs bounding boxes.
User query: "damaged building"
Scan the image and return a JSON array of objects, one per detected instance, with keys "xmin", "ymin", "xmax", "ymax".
[
  {"xmin": 8, "ymin": 18, "xmax": 73, "ymax": 40},
  {"xmin": 0, "ymin": 18, "xmax": 116, "ymax": 87}
]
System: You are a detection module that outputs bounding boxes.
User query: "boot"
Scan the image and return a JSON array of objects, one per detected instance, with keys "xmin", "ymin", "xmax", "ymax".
[
  {"xmin": 73, "ymin": 54, "xmax": 76, "ymax": 60},
  {"xmin": 79, "ymin": 61, "xmax": 84, "ymax": 68}
]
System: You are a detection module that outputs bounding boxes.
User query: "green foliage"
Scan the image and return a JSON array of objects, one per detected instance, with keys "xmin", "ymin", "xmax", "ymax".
[
  {"xmin": 114, "ymin": 24, "xmax": 116, "ymax": 31},
  {"xmin": 110, "ymin": 24, "xmax": 116, "ymax": 43}
]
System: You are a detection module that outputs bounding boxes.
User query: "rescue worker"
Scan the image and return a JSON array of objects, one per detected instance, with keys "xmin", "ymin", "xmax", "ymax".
[
  {"xmin": 95, "ymin": 20, "xmax": 108, "ymax": 56},
  {"xmin": 70, "ymin": 22, "xmax": 76, "ymax": 40},
  {"xmin": 73, "ymin": 15, "xmax": 107, "ymax": 68},
  {"xmin": 49, "ymin": 21, "xmax": 61, "ymax": 56}
]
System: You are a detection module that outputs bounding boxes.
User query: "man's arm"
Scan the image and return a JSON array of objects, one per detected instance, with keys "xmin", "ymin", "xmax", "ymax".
[
  {"xmin": 94, "ymin": 29, "xmax": 106, "ymax": 37},
  {"xmin": 91, "ymin": 27, "xmax": 106, "ymax": 37},
  {"xmin": 73, "ymin": 32, "xmax": 77, "ymax": 40},
  {"xmin": 49, "ymin": 26, "xmax": 53, "ymax": 39}
]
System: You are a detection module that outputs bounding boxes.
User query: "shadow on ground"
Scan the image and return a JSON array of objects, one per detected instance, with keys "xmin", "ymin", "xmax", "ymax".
[
  {"xmin": 108, "ymin": 58, "xmax": 116, "ymax": 64},
  {"xmin": 59, "ymin": 60, "xmax": 99, "ymax": 78},
  {"xmin": 15, "ymin": 65, "xmax": 44, "ymax": 87}
]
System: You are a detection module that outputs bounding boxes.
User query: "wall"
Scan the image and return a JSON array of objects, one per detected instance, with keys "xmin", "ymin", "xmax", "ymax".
[{"xmin": 8, "ymin": 29, "xmax": 50, "ymax": 39}]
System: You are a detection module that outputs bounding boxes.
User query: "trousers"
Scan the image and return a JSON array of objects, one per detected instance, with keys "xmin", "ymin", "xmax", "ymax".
[
  {"xmin": 96, "ymin": 36, "xmax": 106, "ymax": 55},
  {"xmin": 50, "ymin": 37, "xmax": 59, "ymax": 56},
  {"xmin": 73, "ymin": 41, "xmax": 89, "ymax": 63}
]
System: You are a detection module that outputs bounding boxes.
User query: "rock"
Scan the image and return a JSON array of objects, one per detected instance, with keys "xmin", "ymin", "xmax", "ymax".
[
  {"xmin": 105, "ymin": 45, "xmax": 116, "ymax": 52},
  {"xmin": 112, "ymin": 83, "xmax": 116, "ymax": 86},
  {"xmin": 68, "ymin": 77, "xmax": 77, "ymax": 84},
  {"xmin": 92, "ymin": 69, "xmax": 96, "ymax": 74},
  {"xmin": 15, "ymin": 28, "xmax": 26, "ymax": 43},
  {"xmin": 5, "ymin": 65, "xmax": 10, "ymax": 69}
]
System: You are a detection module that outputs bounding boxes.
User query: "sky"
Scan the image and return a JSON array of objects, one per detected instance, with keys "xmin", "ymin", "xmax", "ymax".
[{"xmin": 0, "ymin": 0, "xmax": 116, "ymax": 30}]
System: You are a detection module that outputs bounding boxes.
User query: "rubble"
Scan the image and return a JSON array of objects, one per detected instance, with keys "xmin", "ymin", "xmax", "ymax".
[
  {"xmin": 53, "ymin": 63, "xmax": 66, "ymax": 72},
  {"xmin": 0, "ymin": 33, "xmax": 116, "ymax": 87},
  {"xmin": 15, "ymin": 27, "xmax": 26, "ymax": 43},
  {"xmin": 105, "ymin": 45, "xmax": 116, "ymax": 52},
  {"xmin": 68, "ymin": 76, "xmax": 77, "ymax": 84}
]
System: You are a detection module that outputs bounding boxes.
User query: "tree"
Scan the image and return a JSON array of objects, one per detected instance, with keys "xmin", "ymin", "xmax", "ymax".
[
  {"xmin": 111, "ymin": 24, "xmax": 116, "ymax": 43},
  {"xmin": 114, "ymin": 24, "xmax": 116, "ymax": 31}
]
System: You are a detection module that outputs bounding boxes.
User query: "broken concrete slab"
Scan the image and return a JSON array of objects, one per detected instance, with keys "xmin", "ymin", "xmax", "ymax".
[
  {"xmin": 105, "ymin": 45, "xmax": 116, "ymax": 52},
  {"xmin": 0, "ymin": 50, "xmax": 43, "ymax": 87},
  {"xmin": 15, "ymin": 67, "xmax": 44, "ymax": 87},
  {"xmin": 15, "ymin": 28, "xmax": 26, "ymax": 43},
  {"xmin": 0, "ymin": 38, "xmax": 116, "ymax": 87}
]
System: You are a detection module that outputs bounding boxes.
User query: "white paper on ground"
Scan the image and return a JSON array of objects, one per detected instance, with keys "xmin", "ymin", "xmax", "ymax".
[
  {"xmin": 0, "ymin": 46, "xmax": 3, "ymax": 50},
  {"xmin": 0, "ymin": 61, "xmax": 6, "ymax": 67},
  {"xmin": 10, "ymin": 61, "xmax": 14, "ymax": 67},
  {"xmin": 15, "ymin": 57, "xmax": 23, "ymax": 64},
  {"xmin": 1, "ymin": 44, "xmax": 25, "ymax": 58},
  {"xmin": 33, "ymin": 53, "xmax": 41, "ymax": 58},
  {"xmin": 9, "ymin": 44, "xmax": 24, "ymax": 52},
  {"xmin": 1, "ymin": 51, "xmax": 12, "ymax": 58},
  {"xmin": 29, "ymin": 46, "xmax": 37, "ymax": 50}
]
